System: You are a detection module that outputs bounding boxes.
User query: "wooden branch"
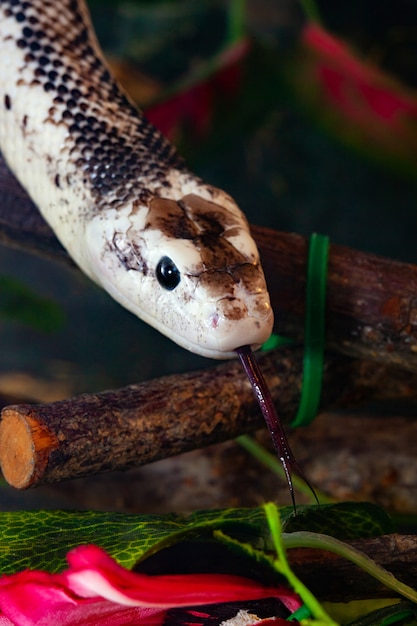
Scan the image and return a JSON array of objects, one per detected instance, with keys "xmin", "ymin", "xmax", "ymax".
[
  {"xmin": 255, "ymin": 230, "xmax": 417, "ymax": 372},
  {"xmin": 288, "ymin": 534, "xmax": 417, "ymax": 603},
  {"xmin": 1, "ymin": 152, "xmax": 417, "ymax": 371},
  {"xmin": 1, "ymin": 346, "xmax": 417, "ymax": 489}
]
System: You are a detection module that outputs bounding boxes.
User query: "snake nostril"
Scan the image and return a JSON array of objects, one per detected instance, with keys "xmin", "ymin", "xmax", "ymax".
[{"xmin": 209, "ymin": 312, "xmax": 220, "ymax": 329}]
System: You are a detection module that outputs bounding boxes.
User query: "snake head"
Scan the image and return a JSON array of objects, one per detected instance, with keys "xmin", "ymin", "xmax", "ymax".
[{"xmin": 85, "ymin": 189, "xmax": 273, "ymax": 359}]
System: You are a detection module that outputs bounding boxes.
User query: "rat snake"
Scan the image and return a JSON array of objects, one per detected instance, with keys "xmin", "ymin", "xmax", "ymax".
[{"xmin": 0, "ymin": 0, "xmax": 274, "ymax": 359}]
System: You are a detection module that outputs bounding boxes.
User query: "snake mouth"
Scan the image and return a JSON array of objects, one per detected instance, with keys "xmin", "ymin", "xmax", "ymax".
[
  {"xmin": 158, "ymin": 289, "xmax": 274, "ymax": 358},
  {"xmin": 178, "ymin": 293, "xmax": 274, "ymax": 359}
]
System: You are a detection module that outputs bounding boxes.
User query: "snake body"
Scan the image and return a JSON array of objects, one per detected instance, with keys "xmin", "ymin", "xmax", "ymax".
[{"xmin": 0, "ymin": 0, "xmax": 274, "ymax": 359}]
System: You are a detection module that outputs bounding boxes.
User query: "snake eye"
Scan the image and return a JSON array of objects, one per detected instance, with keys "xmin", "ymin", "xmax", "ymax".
[{"xmin": 156, "ymin": 256, "xmax": 181, "ymax": 290}]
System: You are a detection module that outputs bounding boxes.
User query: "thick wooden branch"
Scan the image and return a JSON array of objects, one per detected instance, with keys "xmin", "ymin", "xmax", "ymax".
[
  {"xmin": 1, "ymin": 153, "xmax": 417, "ymax": 371},
  {"xmin": 288, "ymin": 534, "xmax": 417, "ymax": 603},
  {"xmin": 255, "ymin": 230, "xmax": 417, "ymax": 372},
  {"xmin": 1, "ymin": 346, "xmax": 417, "ymax": 489}
]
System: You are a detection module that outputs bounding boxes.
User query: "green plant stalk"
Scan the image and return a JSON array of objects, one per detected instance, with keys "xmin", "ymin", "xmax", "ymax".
[
  {"xmin": 227, "ymin": 0, "xmax": 246, "ymax": 44},
  {"xmin": 238, "ymin": 435, "xmax": 333, "ymax": 504},
  {"xmin": 282, "ymin": 531, "xmax": 417, "ymax": 604},
  {"xmin": 298, "ymin": 0, "xmax": 323, "ymax": 23},
  {"xmin": 148, "ymin": 34, "xmax": 248, "ymax": 109},
  {"xmin": 290, "ymin": 233, "xmax": 329, "ymax": 428},
  {"xmin": 264, "ymin": 502, "xmax": 337, "ymax": 624},
  {"xmin": 141, "ymin": 0, "xmax": 249, "ymax": 110}
]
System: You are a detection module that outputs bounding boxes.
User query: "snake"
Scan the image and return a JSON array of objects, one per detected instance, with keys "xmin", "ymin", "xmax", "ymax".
[
  {"xmin": 0, "ymin": 0, "xmax": 274, "ymax": 360},
  {"xmin": 0, "ymin": 0, "xmax": 314, "ymax": 505}
]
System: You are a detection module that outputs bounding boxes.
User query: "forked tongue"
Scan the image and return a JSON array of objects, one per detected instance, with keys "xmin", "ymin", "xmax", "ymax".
[{"xmin": 236, "ymin": 344, "xmax": 317, "ymax": 512}]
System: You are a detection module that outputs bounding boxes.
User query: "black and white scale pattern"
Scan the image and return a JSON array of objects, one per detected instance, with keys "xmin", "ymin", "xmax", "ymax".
[{"xmin": 1, "ymin": 0, "xmax": 187, "ymax": 210}]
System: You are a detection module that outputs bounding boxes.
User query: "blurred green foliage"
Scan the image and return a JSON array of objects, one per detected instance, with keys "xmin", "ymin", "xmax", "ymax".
[{"xmin": 0, "ymin": 276, "xmax": 64, "ymax": 333}]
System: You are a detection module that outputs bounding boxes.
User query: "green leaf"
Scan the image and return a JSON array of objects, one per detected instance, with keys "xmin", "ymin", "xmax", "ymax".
[
  {"xmin": 0, "ymin": 503, "xmax": 394, "ymax": 576},
  {"xmin": 0, "ymin": 506, "xmax": 286, "ymax": 574},
  {"xmin": 0, "ymin": 276, "xmax": 64, "ymax": 332},
  {"xmin": 283, "ymin": 502, "xmax": 395, "ymax": 540}
]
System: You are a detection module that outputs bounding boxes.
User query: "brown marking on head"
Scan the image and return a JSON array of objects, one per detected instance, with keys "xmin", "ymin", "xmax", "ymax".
[
  {"xmin": 197, "ymin": 270, "xmax": 236, "ymax": 294},
  {"xmin": 229, "ymin": 263, "xmax": 266, "ymax": 292},
  {"xmin": 217, "ymin": 297, "xmax": 247, "ymax": 321},
  {"xmin": 146, "ymin": 194, "xmax": 251, "ymax": 277},
  {"xmin": 180, "ymin": 193, "xmax": 238, "ymax": 232},
  {"xmin": 198, "ymin": 262, "xmax": 265, "ymax": 299},
  {"xmin": 145, "ymin": 198, "xmax": 198, "ymax": 240}
]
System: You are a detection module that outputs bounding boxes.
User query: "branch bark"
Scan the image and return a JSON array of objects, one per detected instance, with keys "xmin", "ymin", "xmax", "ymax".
[
  {"xmin": 255, "ymin": 229, "xmax": 417, "ymax": 372},
  {"xmin": 1, "ymin": 346, "xmax": 417, "ymax": 489}
]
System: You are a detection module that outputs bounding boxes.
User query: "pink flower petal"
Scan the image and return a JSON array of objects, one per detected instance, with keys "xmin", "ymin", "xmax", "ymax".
[
  {"xmin": 145, "ymin": 38, "xmax": 250, "ymax": 140},
  {"xmin": 0, "ymin": 545, "xmax": 301, "ymax": 626},
  {"xmin": 64, "ymin": 545, "xmax": 298, "ymax": 610},
  {"xmin": 299, "ymin": 22, "xmax": 417, "ymax": 159}
]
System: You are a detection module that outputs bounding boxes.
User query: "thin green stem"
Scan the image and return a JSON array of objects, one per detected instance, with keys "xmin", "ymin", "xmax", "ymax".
[
  {"xmin": 227, "ymin": 0, "xmax": 247, "ymax": 44},
  {"xmin": 237, "ymin": 435, "xmax": 333, "ymax": 504},
  {"xmin": 149, "ymin": 35, "xmax": 248, "ymax": 108},
  {"xmin": 298, "ymin": 0, "xmax": 323, "ymax": 24},
  {"xmin": 282, "ymin": 531, "xmax": 417, "ymax": 604},
  {"xmin": 264, "ymin": 503, "xmax": 337, "ymax": 624}
]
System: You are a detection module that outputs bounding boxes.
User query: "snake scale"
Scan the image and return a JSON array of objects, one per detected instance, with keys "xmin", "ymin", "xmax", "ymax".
[{"xmin": 0, "ymin": 0, "xmax": 312, "ymax": 504}]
